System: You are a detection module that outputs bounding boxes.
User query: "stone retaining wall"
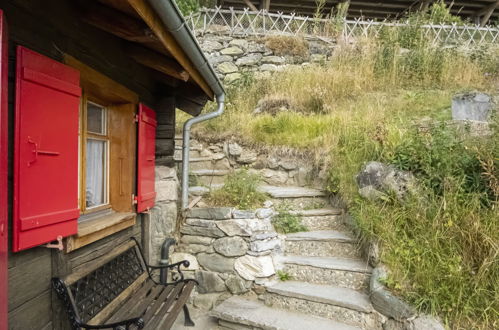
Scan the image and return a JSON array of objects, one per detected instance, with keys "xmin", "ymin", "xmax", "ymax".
[
  {"xmin": 197, "ymin": 30, "xmax": 334, "ymax": 84},
  {"xmin": 171, "ymin": 206, "xmax": 281, "ymax": 310}
]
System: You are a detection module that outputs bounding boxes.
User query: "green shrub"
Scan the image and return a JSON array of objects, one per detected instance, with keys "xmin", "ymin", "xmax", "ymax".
[
  {"xmin": 208, "ymin": 169, "xmax": 268, "ymax": 209},
  {"xmin": 272, "ymin": 203, "xmax": 308, "ymax": 234}
]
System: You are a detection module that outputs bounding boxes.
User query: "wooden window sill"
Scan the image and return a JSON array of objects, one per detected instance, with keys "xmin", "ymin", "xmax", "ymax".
[{"xmin": 65, "ymin": 212, "xmax": 136, "ymax": 253}]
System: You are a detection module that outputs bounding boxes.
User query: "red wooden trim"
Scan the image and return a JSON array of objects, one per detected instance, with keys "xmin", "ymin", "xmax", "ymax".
[
  {"xmin": 140, "ymin": 112, "xmax": 157, "ymax": 127},
  {"xmin": 22, "ymin": 67, "xmax": 81, "ymax": 97},
  {"xmin": 20, "ymin": 208, "xmax": 80, "ymax": 231},
  {"xmin": 0, "ymin": 9, "xmax": 8, "ymax": 330},
  {"xmin": 136, "ymin": 104, "xmax": 156, "ymax": 213}
]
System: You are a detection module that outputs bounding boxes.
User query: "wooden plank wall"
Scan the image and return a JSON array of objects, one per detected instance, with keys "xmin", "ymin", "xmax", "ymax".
[{"xmin": 0, "ymin": 0, "xmax": 177, "ymax": 328}]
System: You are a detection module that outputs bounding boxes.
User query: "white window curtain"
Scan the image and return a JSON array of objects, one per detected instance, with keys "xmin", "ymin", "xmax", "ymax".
[{"xmin": 86, "ymin": 139, "xmax": 106, "ymax": 207}]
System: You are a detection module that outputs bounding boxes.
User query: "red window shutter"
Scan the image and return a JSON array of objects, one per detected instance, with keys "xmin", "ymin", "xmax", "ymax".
[
  {"xmin": 13, "ymin": 47, "xmax": 81, "ymax": 252},
  {"xmin": 137, "ymin": 104, "xmax": 157, "ymax": 213},
  {"xmin": 0, "ymin": 9, "xmax": 8, "ymax": 329}
]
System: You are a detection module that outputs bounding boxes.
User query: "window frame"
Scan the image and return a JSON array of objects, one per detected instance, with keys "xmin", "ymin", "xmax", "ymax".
[{"xmin": 80, "ymin": 95, "xmax": 112, "ymax": 215}]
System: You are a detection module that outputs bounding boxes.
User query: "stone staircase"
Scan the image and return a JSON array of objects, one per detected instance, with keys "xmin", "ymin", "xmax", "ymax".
[{"xmin": 175, "ymin": 136, "xmax": 382, "ymax": 329}]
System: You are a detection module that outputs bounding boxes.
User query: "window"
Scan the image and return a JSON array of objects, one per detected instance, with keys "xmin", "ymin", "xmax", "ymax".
[{"xmin": 82, "ymin": 100, "xmax": 109, "ymax": 211}]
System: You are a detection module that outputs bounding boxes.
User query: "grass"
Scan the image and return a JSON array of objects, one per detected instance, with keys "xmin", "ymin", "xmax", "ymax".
[
  {"xmin": 207, "ymin": 168, "xmax": 268, "ymax": 209},
  {"xmin": 272, "ymin": 203, "xmax": 308, "ymax": 234},
  {"xmin": 178, "ymin": 8, "xmax": 499, "ymax": 328}
]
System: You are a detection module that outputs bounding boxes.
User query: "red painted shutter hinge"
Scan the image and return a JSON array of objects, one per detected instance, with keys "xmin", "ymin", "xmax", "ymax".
[
  {"xmin": 132, "ymin": 194, "xmax": 138, "ymax": 205},
  {"xmin": 134, "ymin": 114, "xmax": 139, "ymax": 123}
]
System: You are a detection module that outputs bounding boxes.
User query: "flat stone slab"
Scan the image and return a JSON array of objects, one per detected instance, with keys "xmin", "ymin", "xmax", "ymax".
[
  {"xmin": 191, "ymin": 169, "xmax": 230, "ymax": 176},
  {"xmin": 289, "ymin": 208, "xmax": 343, "ymax": 216},
  {"xmin": 174, "ymin": 156, "xmax": 213, "ymax": 162},
  {"xmin": 266, "ymin": 281, "xmax": 373, "ymax": 313},
  {"xmin": 286, "ymin": 230, "xmax": 355, "ymax": 243},
  {"xmin": 280, "ymin": 255, "xmax": 372, "ymax": 274},
  {"xmin": 258, "ymin": 185, "xmax": 326, "ymax": 198},
  {"xmin": 211, "ymin": 297, "xmax": 359, "ymax": 330}
]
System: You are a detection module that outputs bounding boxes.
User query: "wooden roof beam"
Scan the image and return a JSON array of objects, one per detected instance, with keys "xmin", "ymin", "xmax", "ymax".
[
  {"xmin": 128, "ymin": 44, "xmax": 190, "ymax": 82},
  {"xmin": 475, "ymin": 0, "xmax": 499, "ymax": 26}
]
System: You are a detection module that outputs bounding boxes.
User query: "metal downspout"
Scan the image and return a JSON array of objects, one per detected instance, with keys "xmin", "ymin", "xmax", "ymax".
[{"xmin": 148, "ymin": 0, "xmax": 225, "ymax": 211}]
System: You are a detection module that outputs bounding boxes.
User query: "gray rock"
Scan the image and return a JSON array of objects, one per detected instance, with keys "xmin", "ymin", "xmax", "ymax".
[
  {"xmin": 409, "ymin": 315, "xmax": 445, "ymax": 330},
  {"xmin": 180, "ymin": 225, "xmax": 225, "ymax": 238},
  {"xmin": 452, "ymin": 92, "xmax": 494, "ymax": 122},
  {"xmin": 216, "ymin": 218, "xmax": 273, "ymax": 236},
  {"xmin": 155, "ymin": 180, "xmax": 178, "ymax": 202},
  {"xmin": 196, "ymin": 270, "xmax": 227, "ymax": 293},
  {"xmin": 197, "ymin": 253, "xmax": 235, "ymax": 273},
  {"xmin": 186, "ymin": 218, "xmax": 217, "ymax": 227},
  {"xmin": 357, "ymin": 161, "xmax": 416, "ymax": 201},
  {"xmin": 228, "ymin": 143, "xmax": 243, "ymax": 156},
  {"xmin": 208, "ymin": 54, "xmax": 233, "ymax": 66},
  {"xmin": 260, "ymin": 63, "xmax": 278, "ymax": 71},
  {"xmin": 202, "ymin": 40, "xmax": 224, "ymax": 52},
  {"xmin": 310, "ymin": 54, "xmax": 326, "ymax": 63},
  {"xmin": 383, "ymin": 319, "xmax": 406, "ymax": 330},
  {"xmin": 221, "ymin": 46, "xmax": 244, "ymax": 56},
  {"xmin": 247, "ymin": 42, "xmax": 267, "ymax": 53},
  {"xmin": 262, "ymin": 56, "xmax": 286, "ymax": 65},
  {"xmin": 261, "ymin": 169, "xmax": 288, "ymax": 185},
  {"xmin": 187, "ymin": 207, "xmax": 234, "ymax": 220},
  {"xmin": 237, "ymin": 151, "xmax": 258, "ymax": 164},
  {"xmin": 370, "ymin": 266, "xmax": 416, "ymax": 321},
  {"xmin": 176, "ymin": 243, "xmax": 214, "ymax": 254},
  {"xmin": 225, "ymin": 274, "xmax": 252, "ymax": 294},
  {"xmin": 234, "ymin": 255, "xmax": 275, "ymax": 280},
  {"xmin": 235, "ymin": 53, "xmax": 263, "ymax": 66},
  {"xmin": 279, "ymin": 160, "xmax": 298, "ymax": 170},
  {"xmin": 255, "ymin": 208, "xmax": 273, "ymax": 219},
  {"xmin": 155, "ymin": 166, "xmax": 176, "ymax": 180},
  {"xmin": 213, "ymin": 236, "xmax": 248, "ymax": 257},
  {"xmin": 193, "ymin": 292, "xmax": 223, "ymax": 311},
  {"xmin": 229, "ymin": 39, "xmax": 249, "ymax": 50},
  {"xmin": 249, "ymin": 239, "xmax": 281, "ymax": 252},
  {"xmin": 224, "ymin": 72, "xmax": 242, "ymax": 84},
  {"xmin": 180, "ymin": 235, "xmax": 214, "ymax": 245},
  {"xmin": 218, "ymin": 61, "xmax": 239, "ymax": 74},
  {"xmin": 250, "ymin": 232, "xmax": 277, "ymax": 241},
  {"xmin": 233, "ymin": 210, "xmax": 256, "ymax": 219}
]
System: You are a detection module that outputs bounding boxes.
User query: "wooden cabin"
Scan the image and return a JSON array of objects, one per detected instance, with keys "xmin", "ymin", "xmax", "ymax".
[{"xmin": 0, "ymin": 1, "xmax": 222, "ymax": 329}]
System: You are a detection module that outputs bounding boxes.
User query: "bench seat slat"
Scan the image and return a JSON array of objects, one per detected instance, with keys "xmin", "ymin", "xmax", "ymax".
[
  {"xmin": 141, "ymin": 285, "xmax": 175, "ymax": 324},
  {"xmin": 106, "ymin": 279, "xmax": 155, "ymax": 323},
  {"xmin": 144, "ymin": 282, "xmax": 188, "ymax": 330},
  {"xmin": 159, "ymin": 281, "xmax": 196, "ymax": 330}
]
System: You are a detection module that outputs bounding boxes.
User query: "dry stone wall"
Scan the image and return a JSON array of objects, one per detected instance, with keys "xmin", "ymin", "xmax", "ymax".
[
  {"xmin": 171, "ymin": 206, "xmax": 282, "ymax": 311},
  {"xmin": 196, "ymin": 30, "xmax": 335, "ymax": 84}
]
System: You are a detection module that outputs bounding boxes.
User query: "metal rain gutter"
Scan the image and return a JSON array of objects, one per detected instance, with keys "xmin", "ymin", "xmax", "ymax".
[{"xmin": 148, "ymin": 0, "xmax": 225, "ymax": 210}]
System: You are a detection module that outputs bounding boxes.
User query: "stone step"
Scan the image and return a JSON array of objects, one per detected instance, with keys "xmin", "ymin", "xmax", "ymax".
[
  {"xmin": 289, "ymin": 208, "xmax": 342, "ymax": 216},
  {"xmin": 211, "ymin": 296, "xmax": 360, "ymax": 330},
  {"xmin": 190, "ymin": 169, "xmax": 231, "ymax": 185},
  {"xmin": 285, "ymin": 230, "xmax": 360, "ymax": 258},
  {"xmin": 188, "ymin": 184, "xmax": 223, "ymax": 196},
  {"xmin": 279, "ymin": 255, "xmax": 372, "ymax": 291},
  {"xmin": 300, "ymin": 214, "xmax": 347, "ymax": 231},
  {"xmin": 264, "ymin": 281, "xmax": 380, "ymax": 329},
  {"xmin": 258, "ymin": 185, "xmax": 326, "ymax": 198}
]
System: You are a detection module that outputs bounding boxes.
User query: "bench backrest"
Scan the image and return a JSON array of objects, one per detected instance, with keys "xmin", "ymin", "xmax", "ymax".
[{"xmin": 53, "ymin": 239, "xmax": 148, "ymax": 326}]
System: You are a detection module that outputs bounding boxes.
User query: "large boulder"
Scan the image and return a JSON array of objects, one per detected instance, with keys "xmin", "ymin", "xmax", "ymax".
[
  {"xmin": 452, "ymin": 92, "xmax": 494, "ymax": 122},
  {"xmin": 356, "ymin": 161, "xmax": 416, "ymax": 201}
]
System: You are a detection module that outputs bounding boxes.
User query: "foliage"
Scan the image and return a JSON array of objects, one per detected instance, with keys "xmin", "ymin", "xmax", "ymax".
[
  {"xmin": 277, "ymin": 270, "xmax": 293, "ymax": 281},
  {"xmin": 208, "ymin": 168, "xmax": 268, "ymax": 209},
  {"xmin": 272, "ymin": 203, "xmax": 308, "ymax": 234},
  {"xmin": 174, "ymin": 0, "xmax": 199, "ymax": 16},
  {"xmin": 177, "ymin": 16, "xmax": 499, "ymax": 328}
]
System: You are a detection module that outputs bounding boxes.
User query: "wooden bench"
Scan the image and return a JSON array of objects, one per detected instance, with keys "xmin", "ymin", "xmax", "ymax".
[{"xmin": 52, "ymin": 238, "xmax": 197, "ymax": 329}]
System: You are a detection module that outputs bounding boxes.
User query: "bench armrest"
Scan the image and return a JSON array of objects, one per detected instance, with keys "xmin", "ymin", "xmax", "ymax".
[{"xmin": 147, "ymin": 260, "xmax": 197, "ymax": 285}]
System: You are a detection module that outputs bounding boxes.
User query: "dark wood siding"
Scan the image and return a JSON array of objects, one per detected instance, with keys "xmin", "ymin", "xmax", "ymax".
[{"xmin": 1, "ymin": 0, "xmax": 176, "ymax": 328}]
